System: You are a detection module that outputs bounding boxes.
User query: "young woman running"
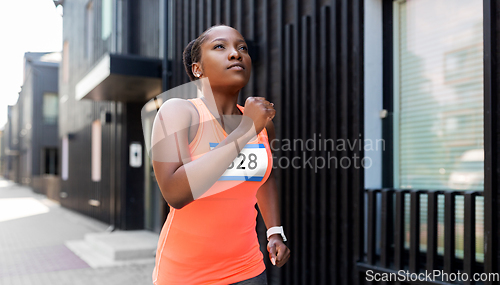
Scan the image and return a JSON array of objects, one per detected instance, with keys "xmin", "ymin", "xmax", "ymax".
[{"xmin": 151, "ymin": 24, "xmax": 290, "ymax": 284}]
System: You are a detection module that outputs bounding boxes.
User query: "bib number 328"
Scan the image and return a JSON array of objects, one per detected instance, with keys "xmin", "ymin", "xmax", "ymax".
[
  {"xmin": 227, "ymin": 153, "xmax": 258, "ymax": 170},
  {"xmin": 209, "ymin": 142, "xmax": 268, "ymax": 181}
]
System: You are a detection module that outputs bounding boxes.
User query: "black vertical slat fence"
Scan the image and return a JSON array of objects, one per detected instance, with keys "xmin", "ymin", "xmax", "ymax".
[
  {"xmin": 483, "ymin": 1, "xmax": 499, "ymax": 284},
  {"xmin": 247, "ymin": 0, "xmax": 256, "ymax": 104},
  {"xmin": 225, "ymin": 0, "xmax": 231, "ymax": 26},
  {"xmin": 199, "ymin": 0, "xmax": 205, "ymax": 34},
  {"xmin": 463, "ymin": 192, "xmax": 478, "ymax": 285},
  {"xmin": 360, "ymin": 189, "xmax": 485, "ymax": 284},
  {"xmin": 282, "ymin": 22, "xmax": 293, "ymax": 285},
  {"xmin": 409, "ymin": 190, "xmax": 422, "ymax": 273},
  {"xmin": 394, "ymin": 190, "xmax": 409, "ymax": 272},
  {"xmin": 309, "ymin": 3, "xmax": 318, "ymax": 284},
  {"xmin": 367, "ymin": 189, "xmax": 379, "ymax": 265},
  {"xmin": 339, "ymin": 0, "xmax": 352, "ymax": 281},
  {"xmin": 300, "ymin": 14, "xmax": 310, "ymax": 285},
  {"xmin": 380, "ymin": 189, "xmax": 394, "ymax": 268},
  {"xmin": 427, "ymin": 190, "xmax": 441, "ymax": 272},
  {"xmin": 444, "ymin": 191, "xmax": 456, "ymax": 274},
  {"xmin": 318, "ymin": 5, "xmax": 329, "ymax": 283},
  {"xmin": 352, "ymin": 0, "xmax": 365, "ymax": 272},
  {"xmin": 165, "ymin": 0, "xmax": 364, "ymax": 284}
]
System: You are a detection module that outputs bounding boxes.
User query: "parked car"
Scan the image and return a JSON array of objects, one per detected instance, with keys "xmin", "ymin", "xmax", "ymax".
[{"xmin": 448, "ymin": 149, "xmax": 484, "ymax": 190}]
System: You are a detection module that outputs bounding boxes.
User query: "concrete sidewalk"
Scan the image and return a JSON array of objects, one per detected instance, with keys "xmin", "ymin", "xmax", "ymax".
[{"xmin": 0, "ymin": 177, "xmax": 155, "ymax": 285}]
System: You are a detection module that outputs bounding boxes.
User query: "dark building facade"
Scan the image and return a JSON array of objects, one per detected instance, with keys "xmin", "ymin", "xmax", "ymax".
[
  {"xmin": 57, "ymin": 0, "xmax": 500, "ymax": 284},
  {"xmin": 59, "ymin": 0, "xmax": 162, "ymax": 232}
]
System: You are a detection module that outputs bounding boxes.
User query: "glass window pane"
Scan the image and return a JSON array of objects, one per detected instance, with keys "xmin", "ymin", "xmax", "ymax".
[
  {"xmin": 62, "ymin": 135, "xmax": 68, "ymax": 180},
  {"xmin": 393, "ymin": 0, "xmax": 484, "ymax": 262},
  {"xmin": 92, "ymin": 120, "xmax": 101, "ymax": 182},
  {"xmin": 86, "ymin": 2, "xmax": 94, "ymax": 59},
  {"xmin": 102, "ymin": 0, "xmax": 112, "ymax": 40},
  {"xmin": 43, "ymin": 93, "xmax": 58, "ymax": 124}
]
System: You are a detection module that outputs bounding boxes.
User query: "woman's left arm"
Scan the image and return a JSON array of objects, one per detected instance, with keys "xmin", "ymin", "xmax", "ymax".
[{"xmin": 256, "ymin": 119, "xmax": 291, "ymax": 267}]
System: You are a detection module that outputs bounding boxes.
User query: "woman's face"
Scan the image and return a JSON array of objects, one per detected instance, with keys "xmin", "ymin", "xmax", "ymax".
[{"xmin": 193, "ymin": 26, "xmax": 252, "ymax": 91}]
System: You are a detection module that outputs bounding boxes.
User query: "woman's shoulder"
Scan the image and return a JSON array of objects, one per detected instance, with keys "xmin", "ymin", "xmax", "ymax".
[
  {"xmin": 158, "ymin": 98, "xmax": 200, "ymax": 117},
  {"xmin": 154, "ymin": 98, "xmax": 199, "ymax": 130},
  {"xmin": 161, "ymin": 97, "xmax": 196, "ymax": 109}
]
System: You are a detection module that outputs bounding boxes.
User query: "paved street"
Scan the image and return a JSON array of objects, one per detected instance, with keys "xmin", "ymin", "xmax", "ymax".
[{"xmin": 0, "ymin": 177, "xmax": 155, "ymax": 285}]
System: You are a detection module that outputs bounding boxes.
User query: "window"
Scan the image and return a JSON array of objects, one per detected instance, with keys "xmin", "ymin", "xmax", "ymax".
[
  {"xmin": 91, "ymin": 120, "xmax": 101, "ymax": 182},
  {"xmin": 393, "ymin": 0, "xmax": 484, "ymax": 261},
  {"xmin": 85, "ymin": 1, "xmax": 94, "ymax": 59},
  {"xmin": 43, "ymin": 92, "xmax": 58, "ymax": 124},
  {"xmin": 42, "ymin": 148, "xmax": 58, "ymax": 175},
  {"xmin": 62, "ymin": 135, "xmax": 68, "ymax": 180},
  {"xmin": 102, "ymin": 0, "xmax": 112, "ymax": 40}
]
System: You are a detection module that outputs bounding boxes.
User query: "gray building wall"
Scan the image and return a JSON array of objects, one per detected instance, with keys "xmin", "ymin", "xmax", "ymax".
[
  {"xmin": 31, "ymin": 63, "xmax": 59, "ymax": 175},
  {"xmin": 17, "ymin": 53, "xmax": 60, "ymax": 187},
  {"xmin": 2, "ymin": 52, "xmax": 60, "ymax": 187},
  {"xmin": 10, "ymin": 93, "xmax": 21, "ymax": 183},
  {"xmin": 1, "ymin": 106, "xmax": 15, "ymax": 179}
]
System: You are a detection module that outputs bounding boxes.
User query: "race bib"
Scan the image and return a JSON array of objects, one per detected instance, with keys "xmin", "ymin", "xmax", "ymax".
[{"xmin": 209, "ymin": 142, "xmax": 268, "ymax": 181}]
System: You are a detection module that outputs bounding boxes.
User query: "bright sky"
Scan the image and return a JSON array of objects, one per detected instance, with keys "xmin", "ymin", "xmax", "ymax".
[{"xmin": 0, "ymin": 0, "xmax": 62, "ymax": 130}]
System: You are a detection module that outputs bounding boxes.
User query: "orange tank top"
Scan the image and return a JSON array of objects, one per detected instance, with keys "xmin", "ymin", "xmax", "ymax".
[{"xmin": 152, "ymin": 97, "xmax": 273, "ymax": 285}]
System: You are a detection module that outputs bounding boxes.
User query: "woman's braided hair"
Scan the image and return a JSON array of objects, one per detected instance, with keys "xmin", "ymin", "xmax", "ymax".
[{"xmin": 183, "ymin": 24, "xmax": 228, "ymax": 81}]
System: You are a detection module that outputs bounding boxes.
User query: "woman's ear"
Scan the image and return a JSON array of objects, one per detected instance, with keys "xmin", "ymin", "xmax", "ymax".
[{"xmin": 192, "ymin": 62, "xmax": 202, "ymax": 77}]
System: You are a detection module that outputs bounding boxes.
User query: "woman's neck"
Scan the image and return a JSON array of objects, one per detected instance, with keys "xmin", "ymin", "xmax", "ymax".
[{"xmin": 201, "ymin": 89, "xmax": 242, "ymax": 116}]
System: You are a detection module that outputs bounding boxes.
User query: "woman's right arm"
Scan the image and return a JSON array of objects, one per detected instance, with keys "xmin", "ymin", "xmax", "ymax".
[{"xmin": 151, "ymin": 97, "xmax": 274, "ymax": 209}]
